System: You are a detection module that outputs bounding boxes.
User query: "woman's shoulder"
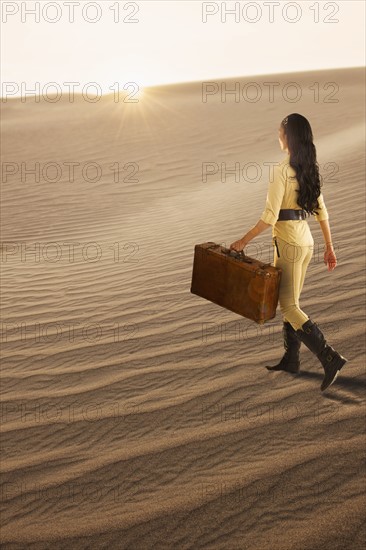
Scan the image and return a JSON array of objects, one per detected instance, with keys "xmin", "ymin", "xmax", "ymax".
[{"xmin": 278, "ymin": 154, "xmax": 296, "ymax": 179}]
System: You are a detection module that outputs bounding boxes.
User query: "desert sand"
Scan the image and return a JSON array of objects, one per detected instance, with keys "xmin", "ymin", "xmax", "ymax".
[{"xmin": 1, "ymin": 66, "xmax": 365, "ymax": 549}]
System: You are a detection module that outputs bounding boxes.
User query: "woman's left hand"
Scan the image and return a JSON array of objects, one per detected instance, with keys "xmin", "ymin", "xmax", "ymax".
[{"xmin": 229, "ymin": 238, "xmax": 246, "ymax": 252}]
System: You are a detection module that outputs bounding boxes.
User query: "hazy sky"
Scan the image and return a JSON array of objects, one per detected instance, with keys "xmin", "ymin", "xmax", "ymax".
[{"xmin": 1, "ymin": 0, "xmax": 365, "ymax": 97}]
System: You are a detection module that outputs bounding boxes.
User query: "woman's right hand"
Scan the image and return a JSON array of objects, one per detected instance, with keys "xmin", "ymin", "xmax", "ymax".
[{"xmin": 324, "ymin": 246, "xmax": 337, "ymax": 271}]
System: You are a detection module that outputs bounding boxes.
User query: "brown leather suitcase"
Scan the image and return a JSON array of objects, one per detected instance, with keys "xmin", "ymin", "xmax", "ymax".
[{"xmin": 190, "ymin": 242, "xmax": 282, "ymax": 324}]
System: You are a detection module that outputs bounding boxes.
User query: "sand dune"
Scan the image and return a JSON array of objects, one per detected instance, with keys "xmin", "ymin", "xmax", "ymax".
[{"xmin": 1, "ymin": 67, "xmax": 365, "ymax": 549}]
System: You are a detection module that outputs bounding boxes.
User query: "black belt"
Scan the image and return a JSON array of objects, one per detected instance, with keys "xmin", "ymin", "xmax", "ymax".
[{"xmin": 277, "ymin": 209, "xmax": 307, "ymax": 221}]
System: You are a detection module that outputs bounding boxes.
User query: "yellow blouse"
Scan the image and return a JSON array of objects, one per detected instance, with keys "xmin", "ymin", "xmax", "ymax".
[{"xmin": 260, "ymin": 153, "xmax": 329, "ymax": 245}]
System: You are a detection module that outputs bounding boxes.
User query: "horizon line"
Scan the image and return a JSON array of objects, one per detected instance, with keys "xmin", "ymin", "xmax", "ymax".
[{"xmin": 1, "ymin": 65, "xmax": 364, "ymax": 101}]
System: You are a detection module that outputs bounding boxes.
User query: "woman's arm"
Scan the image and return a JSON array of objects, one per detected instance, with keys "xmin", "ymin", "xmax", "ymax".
[
  {"xmin": 229, "ymin": 219, "xmax": 271, "ymax": 251},
  {"xmin": 230, "ymin": 163, "xmax": 285, "ymax": 251},
  {"xmin": 241, "ymin": 219, "xmax": 272, "ymax": 247},
  {"xmin": 319, "ymin": 219, "xmax": 334, "ymax": 249}
]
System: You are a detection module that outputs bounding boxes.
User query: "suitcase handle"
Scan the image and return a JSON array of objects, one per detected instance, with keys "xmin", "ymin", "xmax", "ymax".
[
  {"xmin": 205, "ymin": 243, "xmax": 254, "ymax": 264},
  {"xmin": 205, "ymin": 243, "xmax": 273, "ymax": 270},
  {"xmin": 226, "ymin": 249, "xmax": 254, "ymax": 264}
]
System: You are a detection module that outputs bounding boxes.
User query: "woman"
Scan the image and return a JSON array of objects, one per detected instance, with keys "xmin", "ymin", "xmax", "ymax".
[{"xmin": 230, "ymin": 113, "xmax": 348, "ymax": 391}]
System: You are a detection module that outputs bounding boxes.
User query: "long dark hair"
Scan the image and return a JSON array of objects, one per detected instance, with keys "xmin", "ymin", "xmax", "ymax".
[{"xmin": 281, "ymin": 114, "xmax": 323, "ymax": 216}]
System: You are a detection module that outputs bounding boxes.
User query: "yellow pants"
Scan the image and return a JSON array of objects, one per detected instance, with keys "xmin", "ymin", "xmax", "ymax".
[{"xmin": 273, "ymin": 235, "xmax": 314, "ymax": 331}]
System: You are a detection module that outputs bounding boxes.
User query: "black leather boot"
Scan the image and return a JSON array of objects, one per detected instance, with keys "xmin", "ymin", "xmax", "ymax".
[
  {"xmin": 265, "ymin": 321, "xmax": 301, "ymax": 374},
  {"xmin": 295, "ymin": 318, "xmax": 348, "ymax": 391}
]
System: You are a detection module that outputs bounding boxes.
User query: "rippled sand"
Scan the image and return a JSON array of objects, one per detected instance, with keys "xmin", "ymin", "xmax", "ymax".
[{"xmin": 1, "ymin": 66, "xmax": 365, "ymax": 549}]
